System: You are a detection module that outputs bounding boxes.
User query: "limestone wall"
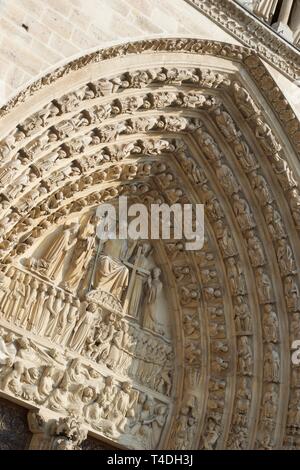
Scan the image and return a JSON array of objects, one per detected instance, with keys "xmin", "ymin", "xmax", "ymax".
[{"xmin": 0, "ymin": 0, "xmax": 237, "ymax": 104}]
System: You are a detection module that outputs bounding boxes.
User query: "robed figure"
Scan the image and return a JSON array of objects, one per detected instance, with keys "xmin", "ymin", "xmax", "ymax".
[
  {"xmin": 142, "ymin": 267, "xmax": 163, "ymax": 331},
  {"xmin": 62, "ymin": 215, "xmax": 96, "ymax": 292},
  {"xmin": 42, "ymin": 222, "xmax": 79, "ymax": 280},
  {"xmin": 93, "ymin": 238, "xmax": 129, "ymax": 301},
  {"xmin": 128, "ymin": 243, "xmax": 152, "ymax": 318}
]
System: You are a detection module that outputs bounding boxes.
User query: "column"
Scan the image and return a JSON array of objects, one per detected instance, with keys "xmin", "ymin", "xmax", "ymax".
[
  {"xmin": 278, "ymin": 0, "xmax": 294, "ymax": 23},
  {"xmin": 289, "ymin": 0, "xmax": 300, "ymax": 44},
  {"xmin": 254, "ymin": 0, "xmax": 279, "ymax": 23},
  {"xmin": 272, "ymin": 0, "xmax": 294, "ymax": 41}
]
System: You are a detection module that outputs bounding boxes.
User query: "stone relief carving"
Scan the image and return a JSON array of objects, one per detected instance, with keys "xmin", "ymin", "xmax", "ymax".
[
  {"xmin": 0, "ymin": 43, "xmax": 298, "ymax": 450},
  {"xmin": 0, "ymin": 118, "xmax": 292, "ymax": 452},
  {"xmin": 0, "ymin": 240, "xmax": 174, "ymax": 396},
  {"xmin": 0, "ymin": 325, "xmax": 170, "ymax": 449},
  {"xmin": 28, "ymin": 411, "xmax": 88, "ymax": 450}
]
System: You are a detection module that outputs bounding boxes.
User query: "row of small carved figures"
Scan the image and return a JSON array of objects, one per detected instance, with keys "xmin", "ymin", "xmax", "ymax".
[
  {"xmin": 203, "ymin": 331, "xmax": 280, "ymax": 382},
  {"xmin": 182, "ymin": 285, "xmax": 279, "ymax": 344},
  {"xmin": 0, "ymin": 270, "xmax": 173, "ymax": 393},
  {"xmin": 0, "ymin": 113, "xmax": 202, "ymax": 202},
  {"xmin": 2, "ymin": 113, "xmax": 201, "ymax": 170},
  {"xmin": 84, "ymin": 317, "xmax": 173, "ymax": 396},
  {"xmin": 0, "ymin": 267, "xmax": 280, "ymax": 383},
  {"xmin": 0, "ymin": 84, "xmax": 227, "ymax": 176},
  {"xmin": 0, "ymin": 66, "xmax": 230, "ymax": 148},
  {"xmin": 18, "ymin": 161, "xmax": 185, "ymax": 219},
  {"xmin": 0, "ymin": 140, "xmax": 183, "ymax": 244},
  {"xmin": 0, "ymin": 268, "xmax": 173, "ymax": 361},
  {"xmin": 0, "ymin": 136, "xmax": 179, "ymax": 214},
  {"xmin": 201, "ymin": 383, "xmax": 300, "ymax": 450},
  {"xmin": 0, "ymin": 332, "xmax": 168, "ymax": 444}
]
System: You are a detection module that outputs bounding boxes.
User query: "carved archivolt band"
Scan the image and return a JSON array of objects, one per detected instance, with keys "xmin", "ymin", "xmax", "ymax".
[
  {"xmin": 185, "ymin": 0, "xmax": 300, "ymax": 80},
  {"xmin": 0, "ymin": 38, "xmax": 299, "ymax": 450}
]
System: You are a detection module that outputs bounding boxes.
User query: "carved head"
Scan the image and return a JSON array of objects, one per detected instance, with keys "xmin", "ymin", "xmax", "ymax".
[
  {"xmin": 71, "ymin": 358, "xmax": 83, "ymax": 373},
  {"xmin": 6, "ymin": 266, "xmax": 15, "ymax": 277},
  {"xmin": 105, "ymin": 376, "xmax": 114, "ymax": 387},
  {"xmin": 105, "ymin": 312, "xmax": 114, "ymax": 323},
  {"xmin": 239, "ymin": 377, "xmax": 248, "ymax": 390},
  {"xmin": 82, "ymin": 386, "xmax": 95, "ymax": 403},
  {"xmin": 39, "ymin": 283, "xmax": 47, "ymax": 293},
  {"xmin": 5, "ymin": 332, "xmax": 16, "ymax": 343},
  {"xmin": 122, "ymin": 381, "xmax": 132, "ymax": 393},
  {"xmin": 142, "ymin": 99, "xmax": 151, "ymax": 109},
  {"xmin": 17, "ymin": 271, "xmax": 25, "ymax": 281},
  {"xmin": 180, "ymin": 406, "xmax": 189, "ymax": 416},
  {"xmin": 265, "ymin": 344, "xmax": 273, "ymax": 354},
  {"xmin": 17, "ymin": 337, "xmax": 30, "ymax": 349},
  {"xmin": 156, "ymin": 404, "xmax": 167, "ymax": 416},
  {"xmin": 207, "ymin": 418, "xmax": 217, "ymax": 431},
  {"xmin": 246, "ymin": 230, "xmax": 254, "ymax": 239},
  {"xmin": 30, "ymin": 368, "xmax": 40, "ymax": 381},
  {"xmin": 48, "ymin": 132, "xmax": 58, "ymax": 143},
  {"xmin": 141, "ymin": 242, "xmax": 152, "ymax": 255},
  {"xmin": 44, "ymin": 365, "xmax": 54, "ymax": 377},
  {"xmin": 292, "ymin": 312, "xmax": 300, "ymax": 321},
  {"xmin": 144, "ymin": 396, "xmax": 154, "ymax": 411},
  {"xmin": 15, "ymin": 130, "xmax": 26, "ymax": 142},
  {"xmin": 87, "ymin": 302, "xmax": 97, "ymax": 313},
  {"xmin": 291, "ymin": 188, "xmax": 299, "ymax": 198},
  {"xmin": 5, "ymin": 357, "xmax": 14, "ymax": 367},
  {"xmin": 57, "ymin": 290, "xmax": 65, "ymax": 299},
  {"xmin": 233, "ymin": 81, "xmax": 240, "ymax": 92},
  {"xmin": 240, "ymin": 336, "xmax": 248, "ymax": 346},
  {"xmin": 57, "ymin": 149, "xmax": 67, "ymax": 159},
  {"xmin": 152, "ymin": 267, "xmax": 161, "ymax": 279},
  {"xmin": 180, "ymin": 267, "xmax": 190, "ymax": 275},
  {"xmin": 88, "ymin": 367, "xmax": 99, "ymax": 379}
]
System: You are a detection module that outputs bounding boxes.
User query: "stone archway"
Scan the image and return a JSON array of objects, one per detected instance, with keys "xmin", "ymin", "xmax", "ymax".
[{"xmin": 0, "ymin": 38, "xmax": 299, "ymax": 450}]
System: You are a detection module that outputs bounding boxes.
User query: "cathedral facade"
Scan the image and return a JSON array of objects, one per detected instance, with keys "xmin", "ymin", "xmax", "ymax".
[{"xmin": 0, "ymin": 0, "xmax": 299, "ymax": 450}]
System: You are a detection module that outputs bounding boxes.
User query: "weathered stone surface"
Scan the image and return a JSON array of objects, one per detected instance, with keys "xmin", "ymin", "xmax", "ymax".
[{"xmin": 0, "ymin": 1, "xmax": 299, "ymax": 452}]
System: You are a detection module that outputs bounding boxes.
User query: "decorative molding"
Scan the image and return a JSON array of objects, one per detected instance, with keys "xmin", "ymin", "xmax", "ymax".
[{"xmin": 185, "ymin": 0, "xmax": 300, "ymax": 79}]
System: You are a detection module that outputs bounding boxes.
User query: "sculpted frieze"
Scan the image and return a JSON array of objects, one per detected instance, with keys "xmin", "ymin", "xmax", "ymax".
[
  {"xmin": 0, "ymin": 324, "xmax": 171, "ymax": 449},
  {"xmin": 0, "ymin": 243, "xmax": 174, "ymax": 395}
]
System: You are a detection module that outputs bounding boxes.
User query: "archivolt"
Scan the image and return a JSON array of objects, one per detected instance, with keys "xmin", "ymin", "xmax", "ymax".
[{"xmin": 0, "ymin": 38, "xmax": 299, "ymax": 450}]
